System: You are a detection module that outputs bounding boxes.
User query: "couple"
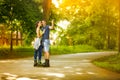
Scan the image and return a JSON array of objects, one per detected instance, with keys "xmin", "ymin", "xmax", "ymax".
[{"xmin": 33, "ymin": 19, "xmax": 54, "ymax": 67}]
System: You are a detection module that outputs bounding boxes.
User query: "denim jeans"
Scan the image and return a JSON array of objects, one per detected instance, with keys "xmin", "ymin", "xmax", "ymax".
[
  {"xmin": 43, "ymin": 39, "xmax": 50, "ymax": 52},
  {"xmin": 34, "ymin": 45, "xmax": 43, "ymax": 61}
]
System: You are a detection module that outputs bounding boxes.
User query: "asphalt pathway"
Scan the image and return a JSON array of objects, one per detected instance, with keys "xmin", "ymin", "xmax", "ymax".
[{"xmin": 0, "ymin": 51, "xmax": 120, "ymax": 80}]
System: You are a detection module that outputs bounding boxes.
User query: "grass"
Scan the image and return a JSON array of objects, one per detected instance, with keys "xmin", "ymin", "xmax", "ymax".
[
  {"xmin": 93, "ymin": 53, "xmax": 120, "ymax": 73},
  {"xmin": 50, "ymin": 45, "xmax": 98, "ymax": 55},
  {"xmin": 0, "ymin": 45, "xmax": 98, "ymax": 59},
  {"xmin": 0, "ymin": 46, "xmax": 34, "ymax": 59}
]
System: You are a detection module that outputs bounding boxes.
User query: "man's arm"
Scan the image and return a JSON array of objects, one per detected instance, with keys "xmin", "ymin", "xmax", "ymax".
[{"xmin": 49, "ymin": 20, "xmax": 54, "ymax": 29}]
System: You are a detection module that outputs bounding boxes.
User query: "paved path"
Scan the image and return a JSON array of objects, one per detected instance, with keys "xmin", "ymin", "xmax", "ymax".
[{"xmin": 0, "ymin": 51, "xmax": 120, "ymax": 80}]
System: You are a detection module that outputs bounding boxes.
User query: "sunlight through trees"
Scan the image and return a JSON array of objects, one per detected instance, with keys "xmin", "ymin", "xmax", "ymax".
[{"xmin": 0, "ymin": 0, "xmax": 120, "ymax": 52}]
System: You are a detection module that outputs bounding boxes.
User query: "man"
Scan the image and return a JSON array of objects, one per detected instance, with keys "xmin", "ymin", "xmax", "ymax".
[{"xmin": 42, "ymin": 19, "xmax": 54, "ymax": 67}]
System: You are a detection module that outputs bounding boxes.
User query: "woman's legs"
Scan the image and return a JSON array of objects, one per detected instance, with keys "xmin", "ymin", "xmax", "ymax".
[
  {"xmin": 38, "ymin": 45, "xmax": 43, "ymax": 64},
  {"xmin": 34, "ymin": 49, "xmax": 38, "ymax": 66}
]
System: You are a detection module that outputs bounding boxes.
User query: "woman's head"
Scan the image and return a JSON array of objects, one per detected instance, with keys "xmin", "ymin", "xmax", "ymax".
[{"xmin": 35, "ymin": 21, "xmax": 42, "ymax": 28}]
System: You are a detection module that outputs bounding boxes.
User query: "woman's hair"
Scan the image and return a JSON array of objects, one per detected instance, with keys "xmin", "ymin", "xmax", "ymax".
[{"xmin": 35, "ymin": 21, "xmax": 40, "ymax": 28}]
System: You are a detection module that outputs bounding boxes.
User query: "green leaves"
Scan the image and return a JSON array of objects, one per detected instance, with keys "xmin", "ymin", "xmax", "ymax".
[
  {"xmin": 52, "ymin": 0, "xmax": 119, "ymax": 50},
  {"xmin": 0, "ymin": 0, "xmax": 43, "ymax": 45}
]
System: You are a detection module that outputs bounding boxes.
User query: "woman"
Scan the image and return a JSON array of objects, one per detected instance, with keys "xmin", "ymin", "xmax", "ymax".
[{"xmin": 33, "ymin": 21, "xmax": 43, "ymax": 67}]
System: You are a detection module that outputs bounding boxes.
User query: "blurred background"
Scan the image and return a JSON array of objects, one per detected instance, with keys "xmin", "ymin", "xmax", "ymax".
[{"xmin": 0, "ymin": 0, "xmax": 120, "ymax": 58}]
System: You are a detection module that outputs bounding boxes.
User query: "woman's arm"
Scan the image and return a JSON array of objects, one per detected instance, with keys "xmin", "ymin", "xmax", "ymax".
[
  {"xmin": 36, "ymin": 28, "xmax": 40, "ymax": 37},
  {"xmin": 39, "ymin": 29, "xmax": 45, "ymax": 37}
]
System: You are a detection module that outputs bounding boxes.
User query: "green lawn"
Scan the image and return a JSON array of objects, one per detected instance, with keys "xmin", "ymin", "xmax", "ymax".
[
  {"xmin": 0, "ymin": 46, "xmax": 34, "ymax": 59},
  {"xmin": 93, "ymin": 53, "xmax": 120, "ymax": 73},
  {"xmin": 0, "ymin": 45, "xmax": 98, "ymax": 59},
  {"xmin": 50, "ymin": 45, "xmax": 99, "ymax": 55}
]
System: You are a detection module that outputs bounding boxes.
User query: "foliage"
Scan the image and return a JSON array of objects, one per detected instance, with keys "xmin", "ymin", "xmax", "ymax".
[
  {"xmin": 0, "ymin": 0, "xmax": 43, "ymax": 45},
  {"xmin": 93, "ymin": 54, "xmax": 120, "ymax": 73},
  {"xmin": 52, "ymin": 0, "xmax": 119, "ymax": 50},
  {"xmin": 0, "ymin": 0, "xmax": 120, "ymax": 51}
]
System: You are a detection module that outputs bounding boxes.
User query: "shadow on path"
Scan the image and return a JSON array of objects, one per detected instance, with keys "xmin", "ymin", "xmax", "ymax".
[{"xmin": 0, "ymin": 51, "xmax": 120, "ymax": 80}]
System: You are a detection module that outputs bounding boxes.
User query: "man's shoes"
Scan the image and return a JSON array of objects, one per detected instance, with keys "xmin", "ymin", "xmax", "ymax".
[
  {"xmin": 33, "ymin": 59, "xmax": 50, "ymax": 67},
  {"xmin": 42, "ymin": 59, "xmax": 50, "ymax": 67}
]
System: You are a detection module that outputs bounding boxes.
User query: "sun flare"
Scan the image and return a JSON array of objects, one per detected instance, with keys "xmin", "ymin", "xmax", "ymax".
[{"xmin": 52, "ymin": 0, "xmax": 62, "ymax": 8}]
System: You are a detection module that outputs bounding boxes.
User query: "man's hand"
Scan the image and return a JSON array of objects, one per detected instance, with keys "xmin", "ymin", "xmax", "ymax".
[
  {"xmin": 51, "ymin": 19, "xmax": 54, "ymax": 24},
  {"xmin": 49, "ymin": 19, "xmax": 54, "ymax": 29}
]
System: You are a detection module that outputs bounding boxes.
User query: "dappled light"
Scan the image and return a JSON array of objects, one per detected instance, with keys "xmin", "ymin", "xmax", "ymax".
[
  {"xmin": 43, "ymin": 72, "xmax": 65, "ymax": 78},
  {"xmin": 1, "ymin": 73, "xmax": 39, "ymax": 80},
  {"xmin": 0, "ymin": 52, "xmax": 120, "ymax": 80},
  {"xmin": 57, "ymin": 20, "xmax": 70, "ymax": 29},
  {"xmin": 52, "ymin": 0, "xmax": 59, "ymax": 8},
  {"xmin": 86, "ymin": 71, "xmax": 95, "ymax": 75},
  {"xmin": 0, "ymin": 60, "xmax": 17, "ymax": 63}
]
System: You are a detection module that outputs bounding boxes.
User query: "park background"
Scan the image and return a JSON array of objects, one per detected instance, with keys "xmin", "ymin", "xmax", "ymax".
[{"xmin": 0, "ymin": 0, "xmax": 120, "ymax": 72}]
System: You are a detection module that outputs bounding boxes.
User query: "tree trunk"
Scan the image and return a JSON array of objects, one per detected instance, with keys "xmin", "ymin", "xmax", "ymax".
[
  {"xmin": 10, "ymin": 28, "xmax": 13, "ymax": 51},
  {"xmin": 42, "ymin": 0, "xmax": 52, "ymax": 21},
  {"xmin": 118, "ymin": 25, "xmax": 120, "ymax": 53},
  {"xmin": 107, "ymin": 33, "xmax": 110, "ymax": 49},
  {"xmin": 16, "ymin": 30, "xmax": 18, "ymax": 46},
  {"xmin": 20, "ymin": 31, "xmax": 23, "ymax": 46},
  {"xmin": 10, "ymin": 4, "xmax": 13, "ymax": 51},
  {"xmin": 118, "ymin": 0, "xmax": 120, "ymax": 53}
]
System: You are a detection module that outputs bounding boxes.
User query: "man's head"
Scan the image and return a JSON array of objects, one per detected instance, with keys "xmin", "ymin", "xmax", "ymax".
[{"xmin": 42, "ymin": 19, "xmax": 46, "ymax": 27}]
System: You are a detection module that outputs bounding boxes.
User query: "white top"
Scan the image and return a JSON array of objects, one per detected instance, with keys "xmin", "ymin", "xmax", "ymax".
[{"xmin": 33, "ymin": 38, "xmax": 41, "ymax": 50}]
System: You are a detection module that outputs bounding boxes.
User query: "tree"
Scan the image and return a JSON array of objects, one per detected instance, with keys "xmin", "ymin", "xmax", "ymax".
[
  {"xmin": 118, "ymin": 1, "xmax": 120, "ymax": 53},
  {"xmin": 0, "ymin": 0, "xmax": 42, "ymax": 50},
  {"xmin": 116, "ymin": 0, "xmax": 120, "ymax": 52},
  {"xmin": 42, "ymin": 0, "xmax": 52, "ymax": 21},
  {"xmin": 51, "ymin": 0, "xmax": 119, "ymax": 50}
]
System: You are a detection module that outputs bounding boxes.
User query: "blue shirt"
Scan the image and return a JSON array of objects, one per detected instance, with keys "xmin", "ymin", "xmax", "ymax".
[{"xmin": 42, "ymin": 25, "xmax": 50, "ymax": 41}]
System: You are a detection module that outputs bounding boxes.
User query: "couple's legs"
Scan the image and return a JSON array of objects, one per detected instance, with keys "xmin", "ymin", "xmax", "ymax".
[{"xmin": 34, "ymin": 39, "xmax": 50, "ymax": 67}]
